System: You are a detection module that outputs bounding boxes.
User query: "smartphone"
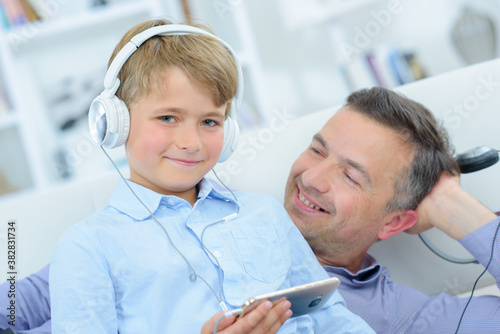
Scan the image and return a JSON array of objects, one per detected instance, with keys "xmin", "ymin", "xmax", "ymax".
[{"xmin": 239, "ymin": 277, "xmax": 340, "ymax": 318}]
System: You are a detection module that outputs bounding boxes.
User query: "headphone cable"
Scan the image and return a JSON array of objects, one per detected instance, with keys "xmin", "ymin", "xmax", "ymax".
[
  {"xmin": 211, "ymin": 168, "xmax": 239, "ymax": 208},
  {"xmin": 454, "ymin": 219, "xmax": 500, "ymax": 333},
  {"xmin": 418, "ymin": 233, "xmax": 478, "ymax": 264},
  {"xmin": 213, "ymin": 308, "xmax": 244, "ymax": 334}
]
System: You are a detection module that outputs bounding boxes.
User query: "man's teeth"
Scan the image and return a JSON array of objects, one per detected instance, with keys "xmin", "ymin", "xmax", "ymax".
[{"xmin": 299, "ymin": 193, "xmax": 323, "ymax": 211}]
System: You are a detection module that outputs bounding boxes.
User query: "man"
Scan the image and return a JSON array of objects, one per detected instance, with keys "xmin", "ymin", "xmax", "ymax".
[
  {"xmin": 2, "ymin": 87, "xmax": 500, "ymax": 333},
  {"xmin": 284, "ymin": 87, "xmax": 500, "ymax": 333},
  {"xmin": 0, "ymin": 266, "xmax": 50, "ymax": 334}
]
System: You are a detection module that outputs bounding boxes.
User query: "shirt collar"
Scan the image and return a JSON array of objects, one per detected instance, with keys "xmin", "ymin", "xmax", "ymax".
[
  {"xmin": 109, "ymin": 178, "xmax": 240, "ymax": 220},
  {"xmin": 323, "ymin": 253, "xmax": 383, "ymax": 285},
  {"xmin": 200, "ymin": 178, "xmax": 240, "ymax": 206}
]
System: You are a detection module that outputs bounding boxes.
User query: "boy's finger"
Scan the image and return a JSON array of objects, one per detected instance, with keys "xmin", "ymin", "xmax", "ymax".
[
  {"xmin": 239, "ymin": 299, "xmax": 292, "ymax": 333},
  {"xmin": 201, "ymin": 312, "xmax": 236, "ymax": 334}
]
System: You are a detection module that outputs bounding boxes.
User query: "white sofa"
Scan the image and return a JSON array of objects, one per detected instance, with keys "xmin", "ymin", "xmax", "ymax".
[{"xmin": 1, "ymin": 58, "xmax": 499, "ymax": 296}]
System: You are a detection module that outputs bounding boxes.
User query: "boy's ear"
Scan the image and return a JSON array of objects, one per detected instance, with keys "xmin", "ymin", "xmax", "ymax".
[{"xmin": 377, "ymin": 210, "xmax": 418, "ymax": 240}]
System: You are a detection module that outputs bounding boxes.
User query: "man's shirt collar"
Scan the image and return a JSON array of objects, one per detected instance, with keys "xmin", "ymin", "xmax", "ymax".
[{"xmin": 323, "ymin": 253, "xmax": 383, "ymax": 286}]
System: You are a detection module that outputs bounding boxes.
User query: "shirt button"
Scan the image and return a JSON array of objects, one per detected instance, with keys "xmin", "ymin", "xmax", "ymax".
[
  {"xmin": 213, "ymin": 251, "xmax": 221, "ymax": 258},
  {"xmin": 167, "ymin": 198, "xmax": 175, "ymax": 206},
  {"xmin": 160, "ymin": 205, "xmax": 167, "ymax": 211}
]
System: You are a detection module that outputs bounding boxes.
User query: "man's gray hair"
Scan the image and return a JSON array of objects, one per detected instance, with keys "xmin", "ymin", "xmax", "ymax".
[{"xmin": 345, "ymin": 87, "xmax": 460, "ymax": 212}]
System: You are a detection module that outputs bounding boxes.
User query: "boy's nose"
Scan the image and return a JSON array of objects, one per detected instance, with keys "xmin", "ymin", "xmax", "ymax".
[{"xmin": 176, "ymin": 125, "xmax": 201, "ymax": 152}]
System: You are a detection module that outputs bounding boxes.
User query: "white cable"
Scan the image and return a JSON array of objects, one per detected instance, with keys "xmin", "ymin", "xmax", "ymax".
[
  {"xmin": 211, "ymin": 169, "xmax": 239, "ymax": 213},
  {"xmin": 214, "ymin": 308, "xmax": 244, "ymax": 334},
  {"xmin": 200, "ymin": 218, "xmax": 226, "ymax": 304}
]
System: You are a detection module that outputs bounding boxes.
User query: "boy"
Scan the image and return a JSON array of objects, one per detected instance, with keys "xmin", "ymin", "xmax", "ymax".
[{"xmin": 49, "ymin": 19, "xmax": 373, "ymax": 333}]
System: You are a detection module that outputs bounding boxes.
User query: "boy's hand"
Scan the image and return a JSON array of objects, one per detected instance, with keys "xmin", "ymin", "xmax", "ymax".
[{"xmin": 201, "ymin": 299, "xmax": 292, "ymax": 334}]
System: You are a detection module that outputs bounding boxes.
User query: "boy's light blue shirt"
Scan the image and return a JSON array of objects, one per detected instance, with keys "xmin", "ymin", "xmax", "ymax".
[{"xmin": 50, "ymin": 178, "xmax": 373, "ymax": 333}]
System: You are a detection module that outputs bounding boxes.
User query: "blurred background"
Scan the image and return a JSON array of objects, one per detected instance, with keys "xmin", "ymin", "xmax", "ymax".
[{"xmin": 0, "ymin": 0, "xmax": 498, "ymax": 202}]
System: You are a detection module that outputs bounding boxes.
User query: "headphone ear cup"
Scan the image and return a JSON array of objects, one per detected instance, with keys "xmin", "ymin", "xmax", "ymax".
[
  {"xmin": 88, "ymin": 93, "xmax": 130, "ymax": 149},
  {"xmin": 219, "ymin": 116, "xmax": 239, "ymax": 163}
]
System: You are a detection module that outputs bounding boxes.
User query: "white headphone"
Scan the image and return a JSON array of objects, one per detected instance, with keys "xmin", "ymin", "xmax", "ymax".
[{"xmin": 88, "ymin": 24, "xmax": 243, "ymax": 162}]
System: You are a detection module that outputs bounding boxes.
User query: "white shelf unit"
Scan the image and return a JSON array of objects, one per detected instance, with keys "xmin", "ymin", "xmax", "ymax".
[
  {"xmin": 0, "ymin": 0, "xmax": 179, "ymax": 202},
  {"xmin": 0, "ymin": 0, "xmax": 272, "ymax": 203},
  {"xmin": 6, "ymin": 1, "xmax": 155, "ymax": 42},
  {"xmin": 0, "ymin": 22, "xmax": 37, "ymax": 197},
  {"xmin": 275, "ymin": 0, "xmax": 381, "ymax": 31}
]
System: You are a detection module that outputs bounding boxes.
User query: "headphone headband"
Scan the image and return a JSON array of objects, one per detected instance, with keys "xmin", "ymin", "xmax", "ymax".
[
  {"xmin": 103, "ymin": 24, "xmax": 243, "ymax": 116},
  {"xmin": 89, "ymin": 23, "xmax": 242, "ymax": 162}
]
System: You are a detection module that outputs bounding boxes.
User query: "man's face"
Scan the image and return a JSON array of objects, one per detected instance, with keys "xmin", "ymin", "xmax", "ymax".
[{"xmin": 284, "ymin": 107, "xmax": 413, "ymax": 270}]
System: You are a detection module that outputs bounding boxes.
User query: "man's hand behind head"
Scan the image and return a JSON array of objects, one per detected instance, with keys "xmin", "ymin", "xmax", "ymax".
[
  {"xmin": 406, "ymin": 173, "xmax": 460, "ymax": 235},
  {"xmin": 407, "ymin": 173, "xmax": 496, "ymax": 240}
]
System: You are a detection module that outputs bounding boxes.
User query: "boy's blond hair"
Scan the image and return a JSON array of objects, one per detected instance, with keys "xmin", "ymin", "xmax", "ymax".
[{"xmin": 109, "ymin": 19, "xmax": 239, "ymax": 118}]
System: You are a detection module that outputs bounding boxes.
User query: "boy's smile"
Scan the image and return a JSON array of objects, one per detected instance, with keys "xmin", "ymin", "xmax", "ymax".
[
  {"xmin": 125, "ymin": 66, "xmax": 227, "ymax": 205},
  {"xmin": 166, "ymin": 157, "xmax": 201, "ymax": 167}
]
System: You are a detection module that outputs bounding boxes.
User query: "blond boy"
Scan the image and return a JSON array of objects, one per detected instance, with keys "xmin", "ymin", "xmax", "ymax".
[{"xmin": 49, "ymin": 19, "xmax": 372, "ymax": 333}]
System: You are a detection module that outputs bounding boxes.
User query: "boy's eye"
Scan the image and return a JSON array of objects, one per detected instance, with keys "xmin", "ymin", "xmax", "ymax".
[
  {"xmin": 160, "ymin": 116, "xmax": 175, "ymax": 123},
  {"xmin": 202, "ymin": 119, "xmax": 217, "ymax": 127}
]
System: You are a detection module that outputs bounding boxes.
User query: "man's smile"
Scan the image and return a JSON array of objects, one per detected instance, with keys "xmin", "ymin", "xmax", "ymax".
[{"xmin": 296, "ymin": 186, "xmax": 328, "ymax": 213}]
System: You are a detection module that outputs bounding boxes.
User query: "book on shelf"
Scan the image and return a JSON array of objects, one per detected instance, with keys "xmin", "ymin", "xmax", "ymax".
[
  {"xmin": 404, "ymin": 52, "xmax": 426, "ymax": 81},
  {"xmin": 0, "ymin": 0, "xmax": 112, "ymax": 29},
  {"xmin": 365, "ymin": 48, "xmax": 399, "ymax": 89},
  {"xmin": 24, "ymin": 0, "xmax": 56, "ymax": 21},
  {"xmin": 0, "ymin": 167, "xmax": 18, "ymax": 196},
  {"xmin": 387, "ymin": 48, "xmax": 414, "ymax": 86},
  {"xmin": 0, "ymin": 0, "xmax": 40, "ymax": 29},
  {"xmin": 342, "ymin": 46, "xmax": 427, "ymax": 92}
]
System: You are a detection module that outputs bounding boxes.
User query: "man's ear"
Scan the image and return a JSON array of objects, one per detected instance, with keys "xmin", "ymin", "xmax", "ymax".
[{"xmin": 377, "ymin": 210, "xmax": 418, "ymax": 240}]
